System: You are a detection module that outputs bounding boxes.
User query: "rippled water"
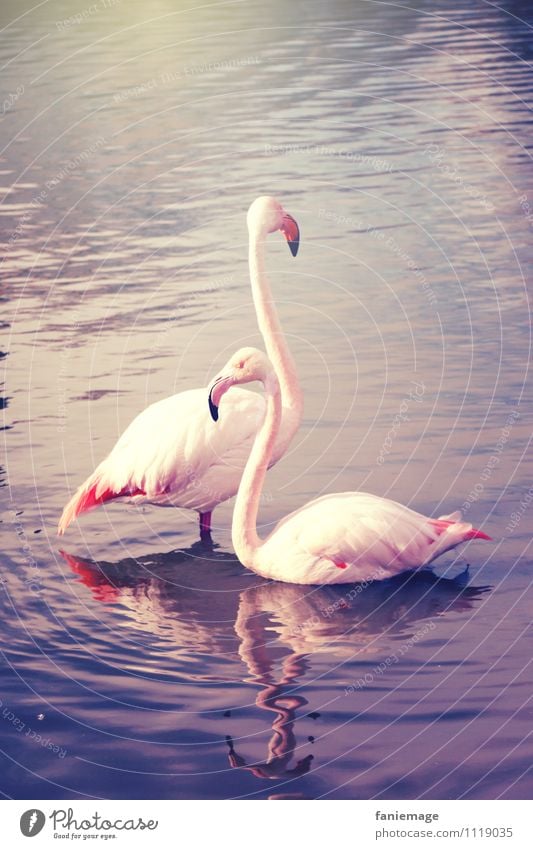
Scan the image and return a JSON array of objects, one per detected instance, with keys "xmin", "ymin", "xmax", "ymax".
[{"xmin": 1, "ymin": 0, "xmax": 532, "ymax": 799}]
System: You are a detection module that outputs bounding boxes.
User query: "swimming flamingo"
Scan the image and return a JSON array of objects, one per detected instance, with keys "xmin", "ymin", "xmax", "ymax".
[
  {"xmin": 208, "ymin": 348, "xmax": 492, "ymax": 584},
  {"xmin": 58, "ymin": 197, "xmax": 302, "ymax": 539}
]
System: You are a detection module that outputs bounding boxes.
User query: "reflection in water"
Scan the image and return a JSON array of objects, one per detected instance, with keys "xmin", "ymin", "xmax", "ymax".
[
  {"xmin": 1, "ymin": 0, "xmax": 530, "ymax": 799},
  {"xmin": 61, "ymin": 546, "xmax": 489, "ymax": 785},
  {"xmin": 229, "ymin": 592, "xmax": 314, "ymax": 781},
  {"xmin": 225, "ymin": 655, "xmax": 313, "ymax": 781},
  {"xmin": 228, "ymin": 571, "xmax": 489, "ymax": 784}
]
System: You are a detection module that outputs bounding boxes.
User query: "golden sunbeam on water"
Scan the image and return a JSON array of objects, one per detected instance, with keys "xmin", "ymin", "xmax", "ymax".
[{"xmin": 0, "ymin": 0, "xmax": 532, "ymax": 801}]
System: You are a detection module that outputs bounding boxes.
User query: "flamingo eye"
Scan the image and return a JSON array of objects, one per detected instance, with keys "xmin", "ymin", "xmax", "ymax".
[{"xmin": 237, "ymin": 360, "xmax": 245, "ymax": 369}]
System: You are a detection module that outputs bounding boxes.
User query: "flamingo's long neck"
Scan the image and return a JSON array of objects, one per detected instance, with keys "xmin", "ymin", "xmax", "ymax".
[
  {"xmin": 232, "ymin": 371, "xmax": 282, "ymax": 570},
  {"xmin": 249, "ymin": 233, "xmax": 303, "ymax": 422}
]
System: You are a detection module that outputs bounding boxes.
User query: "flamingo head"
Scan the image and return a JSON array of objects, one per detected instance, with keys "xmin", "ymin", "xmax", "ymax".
[
  {"xmin": 247, "ymin": 196, "xmax": 300, "ymax": 257},
  {"xmin": 208, "ymin": 347, "xmax": 275, "ymax": 422}
]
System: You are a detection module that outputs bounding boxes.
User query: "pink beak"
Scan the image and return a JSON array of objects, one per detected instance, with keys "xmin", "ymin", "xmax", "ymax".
[
  {"xmin": 208, "ymin": 375, "xmax": 235, "ymax": 421},
  {"xmin": 280, "ymin": 213, "xmax": 300, "ymax": 257}
]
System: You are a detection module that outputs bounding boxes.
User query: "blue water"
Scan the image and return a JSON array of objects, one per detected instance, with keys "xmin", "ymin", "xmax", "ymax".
[{"xmin": 1, "ymin": 0, "xmax": 532, "ymax": 799}]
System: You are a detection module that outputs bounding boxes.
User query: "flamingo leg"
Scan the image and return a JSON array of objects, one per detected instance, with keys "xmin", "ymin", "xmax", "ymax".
[{"xmin": 199, "ymin": 511, "xmax": 212, "ymax": 540}]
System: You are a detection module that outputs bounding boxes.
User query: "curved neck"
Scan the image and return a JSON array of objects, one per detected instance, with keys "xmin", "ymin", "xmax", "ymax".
[
  {"xmin": 232, "ymin": 373, "xmax": 281, "ymax": 569},
  {"xmin": 248, "ymin": 233, "xmax": 303, "ymax": 420}
]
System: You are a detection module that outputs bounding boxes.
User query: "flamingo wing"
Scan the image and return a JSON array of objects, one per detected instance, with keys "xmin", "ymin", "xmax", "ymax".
[
  {"xmin": 260, "ymin": 492, "xmax": 489, "ymax": 584},
  {"xmin": 58, "ymin": 386, "xmax": 266, "ymax": 533}
]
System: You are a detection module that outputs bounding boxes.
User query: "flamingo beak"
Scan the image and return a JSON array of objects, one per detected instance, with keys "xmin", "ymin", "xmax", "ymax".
[
  {"xmin": 208, "ymin": 375, "xmax": 234, "ymax": 422},
  {"xmin": 280, "ymin": 213, "xmax": 300, "ymax": 257}
]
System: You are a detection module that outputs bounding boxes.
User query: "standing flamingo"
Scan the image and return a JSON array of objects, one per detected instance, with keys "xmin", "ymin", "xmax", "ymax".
[
  {"xmin": 58, "ymin": 197, "xmax": 302, "ymax": 539},
  {"xmin": 208, "ymin": 348, "xmax": 492, "ymax": 584}
]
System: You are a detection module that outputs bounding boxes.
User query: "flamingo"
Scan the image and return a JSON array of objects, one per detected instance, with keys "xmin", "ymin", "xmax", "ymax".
[
  {"xmin": 58, "ymin": 197, "xmax": 302, "ymax": 539},
  {"xmin": 208, "ymin": 347, "xmax": 492, "ymax": 584}
]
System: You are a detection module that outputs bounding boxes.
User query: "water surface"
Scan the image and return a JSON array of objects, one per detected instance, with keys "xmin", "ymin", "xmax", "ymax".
[{"xmin": 1, "ymin": 0, "xmax": 532, "ymax": 799}]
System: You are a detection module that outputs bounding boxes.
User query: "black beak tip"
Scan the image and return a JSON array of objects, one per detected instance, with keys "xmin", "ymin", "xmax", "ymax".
[
  {"xmin": 288, "ymin": 237, "xmax": 299, "ymax": 258},
  {"xmin": 209, "ymin": 394, "xmax": 219, "ymax": 422}
]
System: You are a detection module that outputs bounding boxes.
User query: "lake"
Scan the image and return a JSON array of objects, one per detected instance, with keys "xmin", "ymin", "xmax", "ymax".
[{"xmin": 1, "ymin": 0, "xmax": 532, "ymax": 800}]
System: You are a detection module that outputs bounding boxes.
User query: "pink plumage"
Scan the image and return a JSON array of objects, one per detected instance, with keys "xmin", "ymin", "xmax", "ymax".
[
  {"xmin": 58, "ymin": 198, "xmax": 302, "ymax": 539},
  {"xmin": 58, "ymin": 473, "xmax": 146, "ymax": 535},
  {"xmin": 207, "ymin": 348, "xmax": 492, "ymax": 585}
]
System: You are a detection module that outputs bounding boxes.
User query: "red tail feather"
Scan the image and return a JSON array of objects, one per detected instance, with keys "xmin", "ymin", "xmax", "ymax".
[
  {"xmin": 466, "ymin": 527, "xmax": 492, "ymax": 541},
  {"xmin": 58, "ymin": 476, "xmax": 145, "ymax": 535},
  {"xmin": 430, "ymin": 518, "xmax": 491, "ymax": 542}
]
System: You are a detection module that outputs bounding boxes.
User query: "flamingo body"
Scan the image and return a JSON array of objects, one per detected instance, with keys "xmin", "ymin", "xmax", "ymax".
[
  {"xmin": 58, "ymin": 386, "xmax": 295, "ymax": 532},
  {"xmin": 251, "ymin": 494, "xmax": 489, "ymax": 584},
  {"xmin": 58, "ymin": 197, "xmax": 302, "ymax": 537},
  {"xmin": 208, "ymin": 348, "xmax": 492, "ymax": 585}
]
